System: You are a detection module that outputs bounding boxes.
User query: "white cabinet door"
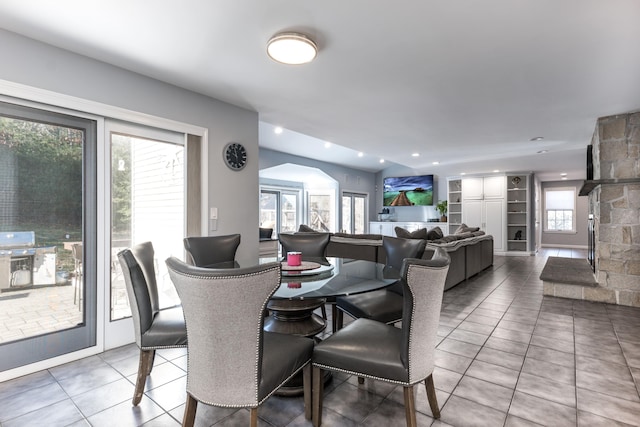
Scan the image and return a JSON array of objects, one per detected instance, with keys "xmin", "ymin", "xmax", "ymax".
[
  {"xmin": 462, "ymin": 177, "xmax": 484, "ymax": 199},
  {"xmin": 462, "ymin": 199, "xmax": 483, "ymax": 227},
  {"xmin": 483, "ymin": 176, "xmax": 506, "ymax": 199},
  {"xmin": 369, "ymin": 222, "xmax": 384, "ymax": 234},
  {"xmin": 484, "ymin": 199, "xmax": 505, "ymax": 252},
  {"xmin": 369, "ymin": 222, "xmax": 395, "ymax": 236},
  {"xmin": 463, "ymin": 198, "xmax": 505, "ymax": 252}
]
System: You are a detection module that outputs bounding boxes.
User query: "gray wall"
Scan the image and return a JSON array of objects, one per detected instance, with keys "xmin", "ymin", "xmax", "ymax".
[
  {"xmin": 541, "ymin": 180, "xmax": 589, "ymax": 248},
  {"xmin": 0, "ymin": 29, "xmax": 259, "ymax": 259},
  {"xmin": 259, "ymin": 148, "xmax": 377, "ymax": 226}
]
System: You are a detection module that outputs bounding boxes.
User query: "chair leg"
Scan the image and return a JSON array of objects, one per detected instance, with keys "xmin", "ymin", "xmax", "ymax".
[
  {"xmin": 182, "ymin": 393, "xmax": 197, "ymax": 427},
  {"xmin": 425, "ymin": 374, "xmax": 440, "ymax": 419},
  {"xmin": 146, "ymin": 349, "xmax": 156, "ymax": 375},
  {"xmin": 132, "ymin": 349, "xmax": 154, "ymax": 406},
  {"xmin": 303, "ymin": 363, "xmax": 312, "ymax": 420},
  {"xmin": 250, "ymin": 407, "xmax": 258, "ymax": 427},
  {"xmin": 331, "ymin": 304, "xmax": 338, "ymax": 333},
  {"xmin": 312, "ymin": 365, "xmax": 324, "ymax": 427},
  {"xmin": 403, "ymin": 385, "xmax": 417, "ymax": 427},
  {"xmin": 335, "ymin": 308, "xmax": 344, "ymax": 331}
]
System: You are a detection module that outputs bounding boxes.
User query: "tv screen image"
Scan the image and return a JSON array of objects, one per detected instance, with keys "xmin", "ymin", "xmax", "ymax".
[{"xmin": 383, "ymin": 174, "xmax": 434, "ymax": 206}]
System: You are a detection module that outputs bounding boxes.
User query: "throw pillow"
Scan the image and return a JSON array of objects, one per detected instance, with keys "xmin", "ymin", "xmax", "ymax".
[
  {"xmin": 454, "ymin": 223, "xmax": 468, "ymax": 234},
  {"xmin": 426, "ymin": 226, "xmax": 444, "ymax": 240},
  {"xmin": 394, "ymin": 226, "xmax": 428, "ymax": 239},
  {"xmin": 298, "ymin": 224, "xmax": 316, "ymax": 232},
  {"xmin": 455, "ymin": 223, "xmax": 480, "ymax": 234}
]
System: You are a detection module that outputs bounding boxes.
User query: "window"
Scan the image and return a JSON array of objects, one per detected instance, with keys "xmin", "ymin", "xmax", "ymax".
[
  {"xmin": 342, "ymin": 192, "xmax": 367, "ymax": 234},
  {"xmin": 259, "ymin": 188, "xmax": 300, "ymax": 235},
  {"xmin": 544, "ymin": 188, "xmax": 576, "ymax": 232}
]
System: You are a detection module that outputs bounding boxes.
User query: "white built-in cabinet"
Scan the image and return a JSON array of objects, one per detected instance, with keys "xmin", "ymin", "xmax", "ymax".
[
  {"xmin": 462, "ymin": 176, "xmax": 506, "ymax": 252},
  {"xmin": 447, "ymin": 174, "xmax": 533, "ymax": 255},
  {"xmin": 369, "ymin": 221, "xmax": 447, "ymax": 237}
]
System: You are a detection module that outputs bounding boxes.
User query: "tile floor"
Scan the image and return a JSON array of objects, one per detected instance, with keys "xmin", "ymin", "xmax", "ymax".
[{"xmin": 1, "ymin": 248, "xmax": 639, "ymax": 426}]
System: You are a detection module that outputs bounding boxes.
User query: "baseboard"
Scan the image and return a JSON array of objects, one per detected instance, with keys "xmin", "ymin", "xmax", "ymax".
[{"xmin": 540, "ymin": 244, "xmax": 588, "ymax": 249}]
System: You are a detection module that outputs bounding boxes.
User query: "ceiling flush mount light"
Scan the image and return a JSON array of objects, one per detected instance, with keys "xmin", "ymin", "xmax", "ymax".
[
  {"xmin": 267, "ymin": 32, "xmax": 317, "ymax": 65},
  {"xmin": 432, "ymin": 161, "xmax": 439, "ymax": 165},
  {"xmin": 412, "ymin": 153, "xmax": 420, "ymax": 157}
]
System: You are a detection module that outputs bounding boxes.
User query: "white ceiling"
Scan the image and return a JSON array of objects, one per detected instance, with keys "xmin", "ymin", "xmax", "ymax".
[{"xmin": 1, "ymin": 1, "xmax": 639, "ymax": 181}]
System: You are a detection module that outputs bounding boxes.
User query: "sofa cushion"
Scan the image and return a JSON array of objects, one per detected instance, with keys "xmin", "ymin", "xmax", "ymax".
[
  {"xmin": 333, "ymin": 233, "xmax": 383, "ymax": 240},
  {"xmin": 394, "ymin": 227, "xmax": 428, "ymax": 239},
  {"xmin": 427, "ymin": 226, "xmax": 444, "ymax": 240}
]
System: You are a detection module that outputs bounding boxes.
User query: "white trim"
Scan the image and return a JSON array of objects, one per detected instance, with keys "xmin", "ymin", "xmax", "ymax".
[
  {"xmin": 0, "ymin": 79, "xmax": 206, "ymax": 136},
  {"xmin": 540, "ymin": 244, "xmax": 588, "ymax": 249},
  {"xmin": 0, "ymin": 346, "xmax": 103, "ymax": 383},
  {"xmin": 0, "ymin": 78, "xmax": 209, "ymax": 371}
]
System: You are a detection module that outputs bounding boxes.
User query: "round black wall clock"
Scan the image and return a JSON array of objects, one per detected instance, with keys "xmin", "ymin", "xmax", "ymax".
[{"xmin": 223, "ymin": 142, "xmax": 247, "ymax": 171}]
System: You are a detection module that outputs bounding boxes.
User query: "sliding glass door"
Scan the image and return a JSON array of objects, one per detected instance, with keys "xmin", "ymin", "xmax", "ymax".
[
  {"xmin": 105, "ymin": 121, "xmax": 185, "ymax": 345},
  {"xmin": 0, "ymin": 102, "xmax": 97, "ymax": 371}
]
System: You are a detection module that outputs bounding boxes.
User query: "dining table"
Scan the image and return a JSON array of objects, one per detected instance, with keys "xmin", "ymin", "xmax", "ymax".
[{"xmin": 220, "ymin": 256, "xmax": 400, "ymax": 395}]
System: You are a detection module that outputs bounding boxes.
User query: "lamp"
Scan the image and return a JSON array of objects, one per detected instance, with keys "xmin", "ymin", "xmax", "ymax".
[{"xmin": 267, "ymin": 32, "xmax": 317, "ymax": 65}]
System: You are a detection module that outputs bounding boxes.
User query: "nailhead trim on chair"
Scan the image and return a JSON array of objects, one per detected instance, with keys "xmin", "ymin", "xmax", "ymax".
[
  {"xmin": 312, "ymin": 362, "xmax": 412, "ymax": 386},
  {"xmin": 170, "ymin": 262, "xmax": 306, "ymax": 408}
]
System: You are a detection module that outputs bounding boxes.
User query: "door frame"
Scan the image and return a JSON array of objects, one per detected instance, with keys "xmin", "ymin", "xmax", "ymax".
[{"xmin": 0, "ymin": 80, "xmax": 208, "ymax": 382}]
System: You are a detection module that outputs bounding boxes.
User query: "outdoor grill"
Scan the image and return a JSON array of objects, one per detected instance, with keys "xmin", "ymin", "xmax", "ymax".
[{"xmin": 0, "ymin": 232, "xmax": 57, "ymax": 290}]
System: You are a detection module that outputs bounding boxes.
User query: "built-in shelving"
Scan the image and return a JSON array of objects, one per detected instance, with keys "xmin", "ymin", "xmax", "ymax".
[
  {"xmin": 506, "ymin": 174, "xmax": 530, "ymax": 253},
  {"xmin": 447, "ymin": 178, "xmax": 463, "ymax": 235}
]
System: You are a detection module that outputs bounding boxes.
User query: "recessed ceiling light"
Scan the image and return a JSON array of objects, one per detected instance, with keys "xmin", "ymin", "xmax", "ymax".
[
  {"xmin": 357, "ymin": 152, "xmax": 364, "ymax": 157},
  {"xmin": 537, "ymin": 150, "xmax": 548, "ymax": 154},
  {"xmin": 274, "ymin": 126, "xmax": 283, "ymax": 134},
  {"xmin": 560, "ymin": 172, "xmax": 567, "ymax": 176},
  {"xmin": 412, "ymin": 153, "xmax": 420, "ymax": 157},
  {"xmin": 432, "ymin": 161, "xmax": 439, "ymax": 165},
  {"xmin": 493, "ymin": 170, "xmax": 500, "ymax": 173},
  {"xmin": 324, "ymin": 142, "xmax": 331, "ymax": 148},
  {"xmin": 530, "ymin": 137, "xmax": 545, "ymax": 141},
  {"xmin": 379, "ymin": 159, "xmax": 385, "ymax": 164},
  {"xmin": 267, "ymin": 32, "xmax": 317, "ymax": 65},
  {"xmin": 460, "ymin": 172, "xmax": 466, "ymax": 176},
  {"xmin": 562, "ymin": 177, "xmax": 568, "ymax": 180}
]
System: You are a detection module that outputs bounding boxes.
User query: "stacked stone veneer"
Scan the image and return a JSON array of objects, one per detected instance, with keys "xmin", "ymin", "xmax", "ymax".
[{"xmin": 588, "ymin": 112, "xmax": 640, "ymax": 307}]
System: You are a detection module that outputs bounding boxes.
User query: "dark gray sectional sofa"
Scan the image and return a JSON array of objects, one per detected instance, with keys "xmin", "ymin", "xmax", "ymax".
[{"xmin": 321, "ymin": 229, "xmax": 493, "ymax": 291}]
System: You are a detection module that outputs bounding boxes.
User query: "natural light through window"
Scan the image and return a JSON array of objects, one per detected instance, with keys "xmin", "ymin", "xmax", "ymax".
[{"xmin": 544, "ymin": 188, "xmax": 576, "ymax": 232}]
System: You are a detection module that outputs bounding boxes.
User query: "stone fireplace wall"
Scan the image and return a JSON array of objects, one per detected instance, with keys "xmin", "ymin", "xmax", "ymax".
[{"xmin": 588, "ymin": 112, "xmax": 640, "ymax": 307}]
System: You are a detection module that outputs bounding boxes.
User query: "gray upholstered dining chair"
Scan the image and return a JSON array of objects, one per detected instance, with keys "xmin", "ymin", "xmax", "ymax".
[
  {"xmin": 165, "ymin": 257, "xmax": 314, "ymax": 427},
  {"xmin": 117, "ymin": 242, "xmax": 187, "ymax": 406},
  {"xmin": 333, "ymin": 236, "xmax": 426, "ymax": 330},
  {"xmin": 278, "ymin": 232, "xmax": 330, "ymax": 261},
  {"xmin": 183, "ymin": 233, "xmax": 241, "ymax": 267},
  {"xmin": 312, "ymin": 250, "xmax": 450, "ymax": 426},
  {"xmin": 278, "ymin": 231, "xmax": 332, "ymax": 323}
]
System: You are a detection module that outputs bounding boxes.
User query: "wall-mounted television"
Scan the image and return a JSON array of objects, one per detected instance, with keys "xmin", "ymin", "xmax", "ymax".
[{"xmin": 383, "ymin": 174, "xmax": 434, "ymax": 206}]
